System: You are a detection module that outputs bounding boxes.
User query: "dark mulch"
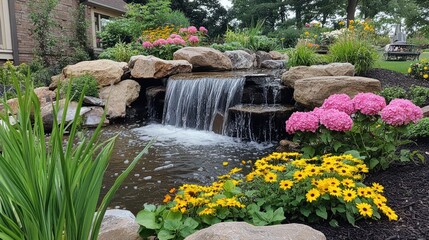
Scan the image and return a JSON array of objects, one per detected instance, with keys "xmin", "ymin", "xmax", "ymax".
[{"xmin": 309, "ymin": 69, "xmax": 429, "ymax": 240}]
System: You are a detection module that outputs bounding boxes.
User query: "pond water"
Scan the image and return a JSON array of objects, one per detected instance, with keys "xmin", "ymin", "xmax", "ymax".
[{"xmin": 99, "ymin": 123, "xmax": 275, "ymax": 214}]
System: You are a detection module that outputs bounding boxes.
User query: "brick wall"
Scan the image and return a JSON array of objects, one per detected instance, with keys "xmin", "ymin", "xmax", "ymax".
[{"xmin": 14, "ymin": 0, "xmax": 92, "ymax": 63}]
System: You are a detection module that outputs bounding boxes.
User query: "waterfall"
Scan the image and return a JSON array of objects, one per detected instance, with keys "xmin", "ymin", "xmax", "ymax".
[{"xmin": 162, "ymin": 75, "xmax": 245, "ymax": 134}]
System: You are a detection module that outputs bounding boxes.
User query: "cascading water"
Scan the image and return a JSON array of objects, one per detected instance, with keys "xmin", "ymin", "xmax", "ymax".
[{"xmin": 162, "ymin": 74, "xmax": 246, "ymax": 134}]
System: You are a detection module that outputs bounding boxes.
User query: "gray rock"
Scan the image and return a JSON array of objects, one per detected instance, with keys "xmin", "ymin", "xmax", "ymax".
[
  {"xmin": 41, "ymin": 100, "xmax": 91, "ymax": 132},
  {"xmin": 185, "ymin": 222, "xmax": 326, "ymax": 240},
  {"xmin": 255, "ymin": 51, "xmax": 272, "ymax": 68},
  {"xmin": 224, "ymin": 50, "xmax": 255, "ymax": 69},
  {"xmin": 282, "ymin": 63, "xmax": 355, "ymax": 87},
  {"xmin": 261, "ymin": 60, "xmax": 286, "ymax": 69},
  {"xmin": 293, "ymin": 76, "xmax": 381, "ymax": 108},
  {"xmin": 82, "ymin": 107, "xmax": 109, "ymax": 127},
  {"xmin": 98, "ymin": 209, "xmax": 141, "ymax": 240},
  {"xmin": 83, "ymin": 96, "xmax": 105, "ymax": 106},
  {"xmin": 269, "ymin": 51, "xmax": 288, "ymax": 60}
]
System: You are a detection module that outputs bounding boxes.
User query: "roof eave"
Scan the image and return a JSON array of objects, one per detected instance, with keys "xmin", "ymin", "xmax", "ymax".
[{"xmin": 84, "ymin": 0, "xmax": 126, "ymax": 14}]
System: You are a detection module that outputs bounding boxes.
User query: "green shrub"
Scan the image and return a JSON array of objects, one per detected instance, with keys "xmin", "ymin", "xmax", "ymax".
[
  {"xmin": 210, "ymin": 42, "xmax": 245, "ymax": 52},
  {"xmin": 65, "ymin": 74, "xmax": 99, "ymax": 101},
  {"xmin": 409, "ymin": 85, "xmax": 429, "ymax": 106},
  {"xmin": 224, "ymin": 21, "xmax": 278, "ymax": 52},
  {"xmin": 288, "ymin": 45, "xmax": 322, "ymax": 67},
  {"xmin": 99, "ymin": 42, "xmax": 141, "ymax": 62},
  {"xmin": 268, "ymin": 27, "xmax": 301, "ymax": 48},
  {"xmin": 137, "ymin": 152, "xmax": 398, "ymax": 239},
  {"xmin": 0, "ymin": 71, "xmax": 151, "ymax": 239},
  {"xmin": 408, "ymin": 59, "xmax": 429, "ymax": 81},
  {"xmin": 380, "ymin": 87, "xmax": 407, "ymax": 103},
  {"xmin": 406, "ymin": 118, "xmax": 429, "ymax": 139},
  {"xmin": 329, "ymin": 37, "xmax": 378, "ymax": 75},
  {"xmin": 160, "ymin": 10, "xmax": 190, "ymax": 28}
]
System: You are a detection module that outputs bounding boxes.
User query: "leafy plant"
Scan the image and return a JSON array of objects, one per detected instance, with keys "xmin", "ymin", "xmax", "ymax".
[
  {"xmin": 224, "ymin": 21, "xmax": 278, "ymax": 52},
  {"xmin": 408, "ymin": 85, "xmax": 429, "ymax": 106},
  {"xmin": 63, "ymin": 74, "xmax": 99, "ymax": 101},
  {"xmin": 329, "ymin": 36, "xmax": 378, "ymax": 75},
  {"xmin": 406, "ymin": 118, "xmax": 429, "ymax": 139},
  {"xmin": 99, "ymin": 42, "xmax": 141, "ymax": 62},
  {"xmin": 137, "ymin": 152, "xmax": 398, "ymax": 240},
  {"xmin": 268, "ymin": 27, "xmax": 301, "ymax": 48},
  {"xmin": 288, "ymin": 44, "xmax": 322, "ymax": 67},
  {"xmin": 210, "ymin": 42, "xmax": 245, "ymax": 52},
  {"xmin": 379, "ymin": 87, "xmax": 407, "ymax": 103},
  {"xmin": 0, "ymin": 69, "xmax": 152, "ymax": 239},
  {"xmin": 408, "ymin": 59, "xmax": 429, "ymax": 81},
  {"xmin": 286, "ymin": 93, "xmax": 424, "ymax": 170}
]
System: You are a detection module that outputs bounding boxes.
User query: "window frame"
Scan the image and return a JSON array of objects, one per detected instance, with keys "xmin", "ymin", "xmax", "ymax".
[
  {"xmin": 0, "ymin": 0, "xmax": 13, "ymax": 60},
  {"xmin": 90, "ymin": 7, "xmax": 121, "ymax": 50}
]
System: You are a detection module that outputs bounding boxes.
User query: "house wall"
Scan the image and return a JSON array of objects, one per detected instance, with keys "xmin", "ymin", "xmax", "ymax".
[{"xmin": 14, "ymin": 0, "xmax": 92, "ymax": 63}]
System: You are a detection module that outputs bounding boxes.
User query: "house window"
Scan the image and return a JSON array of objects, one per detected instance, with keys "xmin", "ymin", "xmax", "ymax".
[
  {"xmin": 0, "ymin": 0, "xmax": 13, "ymax": 60},
  {"xmin": 94, "ymin": 12, "xmax": 111, "ymax": 48}
]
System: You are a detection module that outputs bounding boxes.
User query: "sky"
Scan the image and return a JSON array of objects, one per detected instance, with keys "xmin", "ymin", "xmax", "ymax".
[{"xmin": 219, "ymin": 0, "xmax": 232, "ymax": 8}]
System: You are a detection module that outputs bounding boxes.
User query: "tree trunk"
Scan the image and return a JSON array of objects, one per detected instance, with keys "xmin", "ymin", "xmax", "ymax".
[
  {"xmin": 346, "ymin": 0, "xmax": 359, "ymax": 26},
  {"xmin": 296, "ymin": 5, "xmax": 302, "ymax": 29}
]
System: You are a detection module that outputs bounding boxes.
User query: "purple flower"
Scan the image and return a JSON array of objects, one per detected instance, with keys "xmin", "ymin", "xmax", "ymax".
[
  {"xmin": 321, "ymin": 94, "xmax": 355, "ymax": 115},
  {"xmin": 319, "ymin": 109, "xmax": 353, "ymax": 131},
  {"xmin": 352, "ymin": 93, "xmax": 386, "ymax": 115},
  {"xmin": 381, "ymin": 99, "xmax": 423, "ymax": 126},
  {"xmin": 285, "ymin": 112, "xmax": 319, "ymax": 134}
]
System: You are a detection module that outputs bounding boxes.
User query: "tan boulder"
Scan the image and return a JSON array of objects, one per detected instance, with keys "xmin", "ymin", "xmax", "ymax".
[
  {"xmin": 62, "ymin": 59, "xmax": 127, "ymax": 87},
  {"xmin": 282, "ymin": 63, "xmax": 355, "ymax": 87},
  {"xmin": 269, "ymin": 51, "xmax": 288, "ymax": 60},
  {"xmin": 98, "ymin": 210, "xmax": 141, "ymax": 240},
  {"xmin": 422, "ymin": 105, "xmax": 429, "ymax": 117},
  {"xmin": 293, "ymin": 76, "xmax": 381, "ymax": 108},
  {"xmin": 99, "ymin": 79, "xmax": 141, "ymax": 118},
  {"xmin": 3, "ymin": 87, "xmax": 56, "ymax": 114},
  {"xmin": 185, "ymin": 222, "xmax": 326, "ymax": 240},
  {"xmin": 130, "ymin": 55, "xmax": 192, "ymax": 79},
  {"xmin": 173, "ymin": 47, "xmax": 232, "ymax": 71}
]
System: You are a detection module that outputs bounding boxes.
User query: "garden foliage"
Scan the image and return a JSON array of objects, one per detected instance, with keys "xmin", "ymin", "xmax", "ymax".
[
  {"xmin": 288, "ymin": 44, "xmax": 322, "ymax": 67},
  {"xmin": 408, "ymin": 59, "xmax": 429, "ymax": 80},
  {"xmin": 137, "ymin": 152, "xmax": 397, "ymax": 240},
  {"xmin": 380, "ymin": 85, "xmax": 429, "ymax": 107},
  {"xmin": 286, "ymin": 93, "xmax": 424, "ymax": 170},
  {"xmin": 406, "ymin": 117, "xmax": 429, "ymax": 139},
  {"xmin": 0, "ymin": 69, "xmax": 151, "ymax": 239},
  {"xmin": 64, "ymin": 74, "xmax": 99, "ymax": 101}
]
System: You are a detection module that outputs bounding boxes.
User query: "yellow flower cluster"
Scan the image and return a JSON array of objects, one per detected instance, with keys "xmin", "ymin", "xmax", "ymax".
[
  {"xmin": 244, "ymin": 152, "xmax": 398, "ymax": 221},
  {"xmin": 142, "ymin": 25, "xmax": 176, "ymax": 43},
  {"xmin": 346, "ymin": 19, "xmax": 375, "ymax": 32}
]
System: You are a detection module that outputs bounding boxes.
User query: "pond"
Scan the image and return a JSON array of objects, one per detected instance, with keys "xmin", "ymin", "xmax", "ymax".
[{"xmin": 99, "ymin": 123, "xmax": 275, "ymax": 214}]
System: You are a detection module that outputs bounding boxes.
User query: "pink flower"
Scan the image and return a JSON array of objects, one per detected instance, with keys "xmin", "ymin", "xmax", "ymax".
[
  {"xmin": 199, "ymin": 26, "xmax": 208, "ymax": 34},
  {"xmin": 305, "ymin": 23, "xmax": 310, "ymax": 28},
  {"xmin": 173, "ymin": 37, "xmax": 186, "ymax": 45},
  {"xmin": 166, "ymin": 38, "xmax": 175, "ymax": 44},
  {"xmin": 352, "ymin": 93, "xmax": 386, "ymax": 115},
  {"xmin": 381, "ymin": 99, "xmax": 423, "ymax": 126},
  {"xmin": 285, "ymin": 112, "xmax": 319, "ymax": 134},
  {"xmin": 319, "ymin": 109, "xmax": 353, "ymax": 131},
  {"xmin": 188, "ymin": 35, "xmax": 199, "ymax": 44},
  {"xmin": 188, "ymin": 26, "xmax": 198, "ymax": 34},
  {"xmin": 321, "ymin": 94, "xmax": 355, "ymax": 115},
  {"xmin": 170, "ymin": 34, "xmax": 181, "ymax": 39},
  {"xmin": 310, "ymin": 107, "xmax": 325, "ymax": 119},
  {"xmin": 179, "ymin": 28, "xmax": 188, "ymax": 33},
  {"xmin": 142, "ymin": 41, "xmax": 153, "ymax": 49}
]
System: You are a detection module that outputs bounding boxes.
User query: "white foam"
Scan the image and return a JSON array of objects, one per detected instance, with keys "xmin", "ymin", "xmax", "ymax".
[{"xmin": 132, "ymin": 124, "xmax": 272, "ymax": 150}]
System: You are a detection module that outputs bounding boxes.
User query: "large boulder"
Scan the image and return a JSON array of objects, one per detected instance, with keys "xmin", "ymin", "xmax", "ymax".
[
  {"xmin": 282, "ymin": 63, "xmax": 355, "ymax": 87},
  {"xmin": 261, "ymin": 60, "xmax": 286, "ymax": 69},
  {"xmin": 4, "ymin": 87, "xmax": 56, "ymax": 114},
  {"xmin": 99, "ymin": 80, "xmax": 141, "ymax": 118},
  {"xmin": 82, "ymin": 106, "xmax": 109, "ymax": 127},
  {"xmin": 224, "ymin": 50, "xmax": 255, "ymax": 69},
  {"xmin": 255, "ymin": 51, "xmax": 272, "ymax": 68},
  {"xmin": 269, "ymin": 51, "xmax": 288, "ymax": 60},
  {"xmin": 41, "ymin": 100, "xmax": 92, "ymax": 132},
  {"xmin": 61, "ymin": 60, "xmax": 127, "ymax": 87},
  {"xmin": 185, "ymin": 222, "xmax": 326, "ymax": 240},
  {"xmin": 293, "ymin": 76, "xmax": 381, "ymax": 108},
  {"xmin": 130, "ymin": 55, "xmax": 192, "ymax": 79},
  {"xmin": 173, "ymin": 47, "xmax": 233, "ymax": 71},
  {"xmin": 98, "ymin": 210, "xmax": 141, "ymax": 240}
]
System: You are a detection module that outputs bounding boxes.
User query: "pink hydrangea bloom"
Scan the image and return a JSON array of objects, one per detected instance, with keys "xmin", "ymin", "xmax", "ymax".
[
  {"xmin": 352, "ymin": 93, "xmax": 386, "ymax": 115},
  {"xmin": 153, "ymin": 39, "xmax": 168, "ymax": 46},
  {"xmin": 187, "ymin": 26, "xmax": 198, "ymax": 34},
  {"xmin": 309, "ymin": 107, "xmax": 325, "ymax": 119},
  {"xmin": 166, "ymin": 38, "xmax": 175, "ymax": 44},
  {"xmin": 173, "ymin": 38, "xmax": 186, "ymax": 45},
  {"xmin": 285, "ymin": 112, "xmax": 319, "ymax": 134},
  {"xmin": 170, "ymin": 34, "xmax": 181, "ymax": 39},
  {"xmin": 319, "ymin": 109, "xmax": 353, "ymax": 131},
  {"xmin": 179, "ymin": 28, "xmax": 188, "ymax": 33},
  {"xmin": 199, "ymin": 26, "xmax": 208, "ymax": 33},
  {"xmin": 188, "ymin": 35, "xmax": 199, "ymax": 44},
  {"xmin": 321, "ymin": 94, "xmax": 355, "ymax": 115},
  {"xmin": 142, "ymin": 41, "xmax": 153, "ymax": 49},
  {"xmin": 381, "ymin": 99, "xmax": 423, "ymax": 126}
]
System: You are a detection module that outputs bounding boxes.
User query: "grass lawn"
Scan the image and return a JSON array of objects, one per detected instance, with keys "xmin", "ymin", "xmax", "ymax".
[{"xmin": 375, "ymin": 52, "xmax": 429, "ymax": 74}]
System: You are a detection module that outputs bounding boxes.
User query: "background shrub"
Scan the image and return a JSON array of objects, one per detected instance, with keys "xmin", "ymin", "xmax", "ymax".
[
  {"xmin": 268, "ymin": 27, "xmax": 301, "ymax": 48},
  {"xmin": 210, "ymin": 42, "xmax": 245, "ymax": 52},
  {"xmin": 329, "ymin": 36, "xmax": 378, "ymax": 75},
  {"xmin": 380, "ymin": 87, "xmax": 407, "ymax": 103},
  {"xmin": 409, "ymin": 59, "xmax": 429, "ymax": 81},
  {"xmin": 98, "ymin": 42, "xmax": 141, "ymax": 62},
  {"xmin": 380, "ymin": 85, "xmax": 429, "ymax": 107}
]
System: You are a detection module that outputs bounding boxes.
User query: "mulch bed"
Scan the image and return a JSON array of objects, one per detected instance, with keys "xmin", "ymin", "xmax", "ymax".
[{"xmin": 308, "ymin": 69, "xmax": 429, "ymax": 240}]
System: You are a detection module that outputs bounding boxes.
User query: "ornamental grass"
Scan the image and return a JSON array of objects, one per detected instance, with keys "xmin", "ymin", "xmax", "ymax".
[
  {"xmin": 0, "ymin": 70, "xmax": 151, "ymax": 239},
  {"xmin": 137, "ymin": 152, "xmax": 397, "ymax": 240}
]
